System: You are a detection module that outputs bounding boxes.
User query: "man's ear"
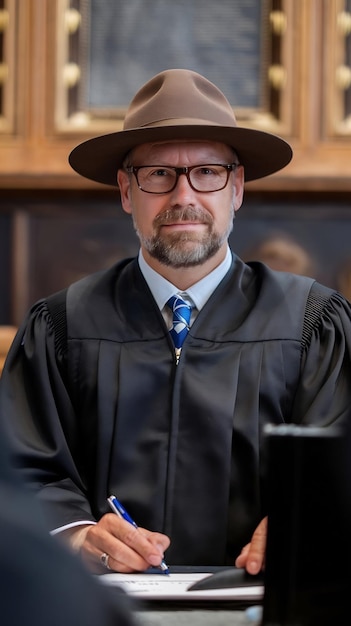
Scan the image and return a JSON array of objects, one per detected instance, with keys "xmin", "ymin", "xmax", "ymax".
[
  {"xmin": 117, "ymin": 169, "xmax": 132, "ymax": 215},
  {"xmin": 233, "ymin": 165, "xmax": 245, "ymax": 213}
]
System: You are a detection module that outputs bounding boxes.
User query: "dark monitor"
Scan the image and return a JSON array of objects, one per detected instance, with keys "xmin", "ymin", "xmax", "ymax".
[{"xmin": 262, "ymin": 424, "xmax": 351, "ymax": 625}]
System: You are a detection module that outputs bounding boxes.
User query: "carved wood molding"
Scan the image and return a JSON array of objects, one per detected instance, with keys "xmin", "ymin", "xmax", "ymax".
[{"xmin": 0, "ymin": 0, "xmax": 351, "ymax": 190}]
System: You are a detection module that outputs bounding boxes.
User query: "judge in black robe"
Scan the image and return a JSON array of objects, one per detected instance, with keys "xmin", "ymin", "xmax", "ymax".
[
  {"xmin": 1, "ymin": 255, "xmax": 351, "ymax": 567},
  {"xmin": 2, "ymin": 68, "xmax": 351, "ymax": 573}
]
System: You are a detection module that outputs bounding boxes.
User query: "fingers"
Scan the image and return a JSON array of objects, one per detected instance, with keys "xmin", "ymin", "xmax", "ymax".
[
  {"xmin": 79, "ymin": 514, "xmax": 170, "ymax": 574},
  {"xmin": 235, "ymin": 543, "xmax": 250, "ymax": 568},
  {"xmin": 235, "ymin": 516, "xmax": 267, "ymax": 575}
]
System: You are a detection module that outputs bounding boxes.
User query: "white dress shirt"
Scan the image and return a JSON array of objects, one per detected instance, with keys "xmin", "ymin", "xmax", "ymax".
[{"xmin": 138, "ymin": 245, "xmax": 233, "ymax": 326}]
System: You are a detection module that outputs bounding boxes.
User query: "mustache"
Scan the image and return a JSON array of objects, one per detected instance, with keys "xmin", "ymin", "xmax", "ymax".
[{"xmin": 153, "ymin": 206, "xmax": 213, "ymax": 227}]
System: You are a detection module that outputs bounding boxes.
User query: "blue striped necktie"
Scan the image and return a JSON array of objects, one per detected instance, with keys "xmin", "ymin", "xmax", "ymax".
[{"xmin": 167, "ymin": 294, "xmax": 192, "ymax": 363}]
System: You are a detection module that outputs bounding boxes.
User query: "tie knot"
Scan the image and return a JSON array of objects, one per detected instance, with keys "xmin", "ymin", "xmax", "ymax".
[{"xmin": 167, "ymin": 295, "xmax": 192, "ymax": 350}]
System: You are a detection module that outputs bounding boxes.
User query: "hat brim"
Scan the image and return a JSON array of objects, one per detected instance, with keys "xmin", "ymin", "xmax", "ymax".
[{"xmin": 68, "ymin": 124, "xmax": 293, "ymax": 186}]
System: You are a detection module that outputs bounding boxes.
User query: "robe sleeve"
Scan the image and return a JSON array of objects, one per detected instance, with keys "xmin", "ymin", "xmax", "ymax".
[
  {"xmin": 0, "ymin": 300, "xmax": 95, "ymax": 529},
  {"xmin": 292, "ymin": 290, "xmax": 351, "ymax": 427}
]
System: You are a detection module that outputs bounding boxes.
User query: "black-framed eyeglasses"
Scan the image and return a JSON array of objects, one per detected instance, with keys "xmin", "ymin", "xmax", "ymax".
[{"xmin": 125, "ymin": 163, "xmax": 240, "ymax": 194}]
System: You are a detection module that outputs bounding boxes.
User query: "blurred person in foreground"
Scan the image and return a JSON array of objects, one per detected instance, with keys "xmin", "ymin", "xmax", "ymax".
[
  {"xmin": 1, "ymin": 69, "xmax": 351, "ymax": 577},
  {"xmin": 0, "ymin": 417, "xmax": 135, "ymax": 626}
]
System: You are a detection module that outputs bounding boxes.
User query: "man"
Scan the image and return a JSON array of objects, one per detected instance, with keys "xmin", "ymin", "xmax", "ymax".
[{"xmin": 1, "ymin": 69, "xmax": 351, "ymax": 576}]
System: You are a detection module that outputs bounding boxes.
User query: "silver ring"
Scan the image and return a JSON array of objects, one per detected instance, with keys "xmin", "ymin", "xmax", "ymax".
[{"xmin": 100, "ymin": 552, "xmax": 111, "ymax": 570}]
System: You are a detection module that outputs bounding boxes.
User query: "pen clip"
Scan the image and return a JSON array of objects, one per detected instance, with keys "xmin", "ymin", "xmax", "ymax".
[{"xmin": 108, "ymin": 495, "xmax": 138, "ymax": 527}]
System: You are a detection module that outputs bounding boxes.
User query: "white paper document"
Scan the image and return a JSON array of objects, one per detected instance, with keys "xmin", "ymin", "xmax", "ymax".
[{"xmin": 99, "ymin": 572, "xmax": 264, "ymax": 602}]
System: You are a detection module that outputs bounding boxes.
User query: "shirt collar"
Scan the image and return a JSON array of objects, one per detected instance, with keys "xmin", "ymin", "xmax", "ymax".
[{"xmin": 138, "ymin": 247, "xmax": 233, "ymax": 311}]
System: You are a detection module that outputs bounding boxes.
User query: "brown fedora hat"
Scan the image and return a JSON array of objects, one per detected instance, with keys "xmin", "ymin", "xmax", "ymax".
[{"xmin": 69, "ymin": 69, "xmax": 292, "ymax": 185}]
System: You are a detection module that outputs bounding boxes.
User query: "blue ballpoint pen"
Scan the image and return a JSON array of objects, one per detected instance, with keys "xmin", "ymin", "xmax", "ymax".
[{"xmin": 107, "ymin": 495, "xmax": 170, "ymax": 575}]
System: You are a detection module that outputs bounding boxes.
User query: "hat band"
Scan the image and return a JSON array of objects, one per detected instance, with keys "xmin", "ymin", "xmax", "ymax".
[{"xmin": 125, "ymin": 117, "xmax": 238, "ymax": 131}]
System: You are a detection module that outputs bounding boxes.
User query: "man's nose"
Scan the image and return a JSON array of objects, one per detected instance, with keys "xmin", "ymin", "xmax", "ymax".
[{"xmin": 169, "ymin": 171, "xmax": 196, "ymax": 200}]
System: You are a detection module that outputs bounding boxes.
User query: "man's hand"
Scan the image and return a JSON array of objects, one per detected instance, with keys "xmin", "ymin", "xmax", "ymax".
[
  {"xmin": 62, "ymin": 514, "xmax": 170, "ymax": 573},
  {"xmin": 235, "ymin": 516, "xmax": 267, "ymax": 574}
]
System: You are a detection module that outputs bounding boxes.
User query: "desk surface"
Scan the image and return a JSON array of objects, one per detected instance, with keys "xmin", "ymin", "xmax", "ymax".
[
  {"xmin": 135, "ymin": 609, "xmax": 261, "ymax": 625},
  {"xmin": 102, "ymin": 566, "xmax": 262, "ymax": 625}
]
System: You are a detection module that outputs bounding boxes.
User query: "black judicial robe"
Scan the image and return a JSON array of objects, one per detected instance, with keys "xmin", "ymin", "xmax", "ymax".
[{"xmin": 1, "ymin": 254, "xmax": 351, "ymax": 565}]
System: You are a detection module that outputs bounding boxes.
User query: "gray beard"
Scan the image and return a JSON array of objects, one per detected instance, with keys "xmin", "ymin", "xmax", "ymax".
[{"xmin": 133, "ymin": 205, "xmax": 234, "ymax": 268}]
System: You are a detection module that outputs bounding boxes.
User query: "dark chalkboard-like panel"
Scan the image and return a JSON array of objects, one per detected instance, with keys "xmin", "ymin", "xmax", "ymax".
[
  {"xmin": 78, "ymin": 0, "xmax": 269, "ymax": 113},
  {"xmin": 8, "ymin": 194, "xmax": 351, "ymax": 323}
]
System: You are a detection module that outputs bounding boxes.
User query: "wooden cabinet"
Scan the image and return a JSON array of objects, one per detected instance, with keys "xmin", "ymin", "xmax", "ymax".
[{"xmin": 0, "ymin": 0, "xmax": 351, "ymax": 190}]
